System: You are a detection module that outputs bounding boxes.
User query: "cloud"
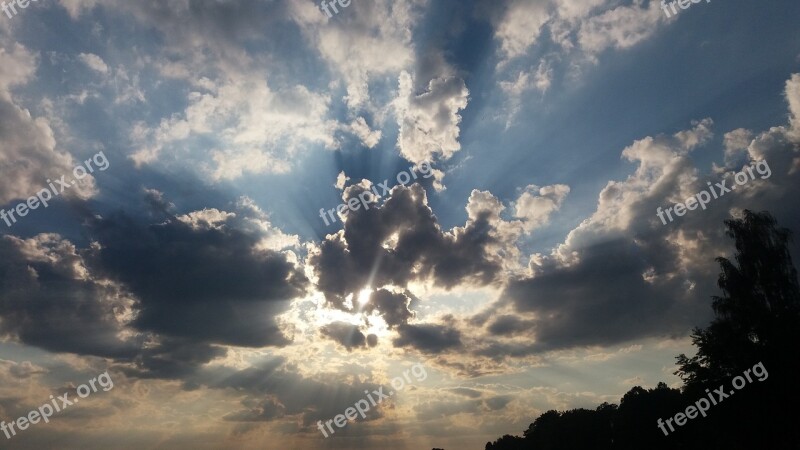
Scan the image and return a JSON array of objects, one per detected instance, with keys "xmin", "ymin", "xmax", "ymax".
[
  {"xmin": 395, "ymin": 71, "xmax": 469, "ymax": 166},
  {"xmin": 787, "ymin": 74, "xmax": 800, "ymax": 142},
  {"xmin": 393, "ymin": 321, "xmax": 463, "ymax": 354},
  {"xmin": 514, "ymin": 184, "xmax": 571, "ymax": 232},
  {"xmin": 742, "ymin": 74, "xmax": 800, "ymax": 200},
  {"xmin": 58, "ymin": 0, "xmax": 102, "ymax": 18},
  {"xmin": 57, "ymin": 1, "xmax": 340, "ymax": 179},
  {"xmin": 124, "ymin": 337, "xmax": 228, "ymax": 380},
  {"xmin": 413, "ymin": 393, "xmax": 512, "ymax": 421},
  {"xmin": 723, "ymin": 128, "xmax": 754, "ymax": 166},
  {"xmin": 310, "ymin": 178, "xmax": 574, "ymax": 353},
  {"xmin": 78, "ymin": 52, "xmax": 109, "ymax": 74},
  {"xmin": 491, "ymin": 0, "xmax": 667, "ymax": 121},
  {"xmin": 85, "ymin": 194, "xmax": 309, "ymax": 349},
  {"xmin": 335, "ymin": 171, "xmax": 350, "ymax": 190},
  {"xmin": 499, "ymin": 59, "xmax": 555, "ymax": 124},
  {"xmin": 486, "ymin": 315, "xmax": 537, "ymax": 337},
  {"xmin": 577, "ymin": 0, "xmax": 664, "ymax": 58},
  {"xmin": 0, "ymin": 43, "xmax": 97, "ymax": 203},
  {"xmin": 555, "ymin": 0, "xmax": 608, "ymax": 21},
  {"xmin": 501, "ymin": 59, "xmax": 554, "ymax": 96},
  {"xmin": 0, "ymin": 360, "xmax": 48, "ymax": 379},
  {"xmin": 0, "ymin": 43, "xmax": 37, "ymax": 95},
  {"xmin": 446, "ymin": 387, "xmax": 483, "ymax": 398},
  {"xmin": 0, "ymin": 189, "xmax": 311, "ymax": 378},
  {"xmin": 350, "ymin": 116, "xmax": 383, "ymax": 148},
  {"xmin": 291, "ymin": 0, "xmax": 418, "ymax": 110},
  {"xmin": 414, "ymin": 397, "xmax": 483, "ymax": 420},
  {"xmin": 362, "ymin": 289, "xmax": 415, "ymax": 329},
  {"xmin": 311, "ymin": 176, "xmax": 571, "ymax": 344},
  {"xmin": 57, "ymin": 0, "xmax": 467, "ymax": 182},
  {"xmin": 210, "ymin": 358, "xmax": 386, "ymax": 427},
  {"xmin": 492, "ymin": 0, "xmax": 664, "ymax": 67},
  {"xmin": 224, "ymin": 398, "xmax": 285, "ymax": 422},
  {"xmin": 130, "ymin": 77, "xmax": 336, "ymax": 180},
  {"xmin": 474, "ymin": 75, "xmax": 800, "ymax": 356},
  {"xmin": 0, "ymin": 234, "xmax": 138, "ymax": 358},
  {"xmin": 494, "ymin": 0, "xmax": 551, "ymax": 64},
  {"xmin": 502, "ymin": 237, "xmax": 696, "ymax": 352},
  {"xmin": 309, "ymin": 184, "xmax": 507, "ymax": 310},
  {"xmin": 320, "ymin": 322, "xmax": 377, "ymax": 351}
]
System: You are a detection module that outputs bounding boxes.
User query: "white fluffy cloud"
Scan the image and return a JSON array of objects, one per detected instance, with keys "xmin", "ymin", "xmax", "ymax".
[
  {"xmin": 78, "ymin": 52, "xmax": 109, "ymax": 73},
  {"xmin": 291, "ymin": 0, "xmax": 420, "ymax": 110},
  {"xmin": 57, "ymin": 0, "xmax": 470, "ymax": 182},
  {"xmin": 723, "ymin": 128, "xmax": 754, "ymax": 166},
  {"xmin": 0, "ymin": 42, "xmax": 97, "ymax": 203},
  {"xmin": 394, "ymin": 71, "xmax": 469, "ymax": 166},
  {"xmin": 514, "ymin": 184, "xmax": 571, "ymax": 232},
  {"xmin": 495, "ymin": 0, "xmax": 551, "ymax": 64},
  {"xmin": 786, "ymin": 73, "xmax": 800, "ymax": 142},
  {"xmin": 577, "ymin": 0, "xmax": 664, "ymax": 58},
  {"xmin": 350, "ymin": 116, "xmax": 382, "ymax": 148},
  {"xmin": 494, "ymin": 0, "xmax": 666, "ymax": 99},
  {"xmin": 0, "ymin": 43, "xmax": 36, "ymax": 95},
  {"xmin": 130, "ymin": 75, "xmax": 336, "ymax": 180}
]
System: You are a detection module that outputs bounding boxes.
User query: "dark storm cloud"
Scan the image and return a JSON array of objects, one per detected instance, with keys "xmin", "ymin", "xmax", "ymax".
[
  {"xmin": 0, "ymin": 187, "xmax": 310, "ymax": 380},
  {"xmin": 85, "ymin": 207, "xmax": 308, "ymax": 348},
  {"xmin": 311, "ymin": 184, "xmax": 503, "ymax": 310},
  {"xmin": 393, "ymin": 320, "xmax": 463, "ymax": 354},
  {"xmin": 143, "ymin": 188, "xmax": 174, "ymax": 216},
  {"xmin": 320, "ymin": 322, "xmax": 377, "ymax": 351},
  {"xmin": 486, "ymin": 315, "xmax": 536, "ymax": 336},
  {"xmin": 0, "ymin": 235, "xmax": 138, "ymax": 358},
  {"xmin": 363, "ymin": 289, "xmax": 415, "ymax": 328},
  {"xmin": 120, "ymin": 337, "xmax": 228, "ymax": 380},
  {"xmin": 498, "ymin": 238, "xmax": 696, "ymax": 352}
]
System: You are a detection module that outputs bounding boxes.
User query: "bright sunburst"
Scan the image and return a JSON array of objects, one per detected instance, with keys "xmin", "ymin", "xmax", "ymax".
[{"xmin": 357, "ymin": 287, "xmax": 373, "ymax": 306}]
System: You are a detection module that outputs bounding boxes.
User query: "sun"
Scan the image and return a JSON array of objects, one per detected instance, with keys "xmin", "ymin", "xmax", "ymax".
[{"xmin": 357, "ymin": 287, "xmax": 373, "ymax": 306}]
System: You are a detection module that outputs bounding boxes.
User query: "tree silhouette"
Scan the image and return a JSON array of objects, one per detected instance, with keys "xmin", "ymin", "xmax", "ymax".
[
  {"xmin": 676, "ymin": 210, "xmax": 800, "ymax": 388},
  {"xmin": 675, "ymin": 210, "xmax": 800, "ymax": 448},
  {"xmin": 485, "ymin": 434, "xmax": 525, "ymax": 450},
  {"xmin": 614, "ymin": 383, "xmax": 685, "ymax": 450}
]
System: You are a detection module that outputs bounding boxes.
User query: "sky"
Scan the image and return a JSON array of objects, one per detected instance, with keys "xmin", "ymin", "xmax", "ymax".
[{"xmin": 1, "ymin": 0, "xmax": 799, "ymax": 448}]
